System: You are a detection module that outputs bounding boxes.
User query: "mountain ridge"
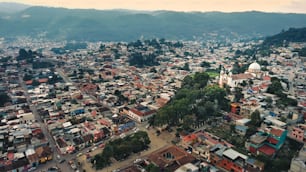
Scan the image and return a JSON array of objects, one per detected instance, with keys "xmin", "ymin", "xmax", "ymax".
[
  {"xmin": 1, "ymin": 6, "xmax": 306, "ymax": 41},
  {"xmin": 0, "ymin": 2, "xmax": 30, "ymax": 14},
  {"xmin": 263, "ymin": 27, "xmax": 306, "ymax": 47}
]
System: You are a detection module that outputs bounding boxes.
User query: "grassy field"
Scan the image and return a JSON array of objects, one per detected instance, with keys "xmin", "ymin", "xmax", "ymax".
[{"xmin": 206, "ymin": 71, "xmax": 219, "ymax": 78}]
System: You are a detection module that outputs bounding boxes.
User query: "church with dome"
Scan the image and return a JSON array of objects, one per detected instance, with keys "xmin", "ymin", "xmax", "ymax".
[
  {"xmin": 219, "ymin": 61, "xmax": 265, "ymax": 88},
  {"xmin": 247, "ymin": 61, "xmax": 262, "ymax": 77}
]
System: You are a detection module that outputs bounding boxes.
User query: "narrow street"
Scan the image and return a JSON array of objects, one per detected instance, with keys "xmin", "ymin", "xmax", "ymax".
[{"xmin": 18, "ymin": 72, "xmax": 73, "ymax": 172}]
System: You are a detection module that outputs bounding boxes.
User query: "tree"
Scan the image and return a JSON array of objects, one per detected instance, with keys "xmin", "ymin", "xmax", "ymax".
[
  {"xmin": 230, "ymin": 124, "xmax": 236, "ymax": 133},
  {"xmin": 182, "ymin": 63, "xmax": 190, "ymax": 71},
  {"xmin": 200, "ymin": 61, "xmax": 211, "ymax": 68},
  {"xmin": 23, "ymin": 74, "xmax": 33, "ymax": 81},
  {"xmin": 250, "ymin": 110, "xmax": 261, "ymax": 127},
  {"xmin": 32, "ymin": 80, "xmax": 40, "ymax": 86},
  {"xmin": 196, "ymin": 106, "xmax": 207, "ymax": 120},
  {"xmin": 233, "ymin": 87, "xmax": 243, "ymax": 102},
  {"xmin": 92, "ymin": 131, "xmax": 150, "ymax": 169},
  {"xmin": 18, "ymin": 49, "xmax": 28, "ymax": 60},
  {"xmin": 99, "ymin": 44, "xmax": 106, "ymax": 51},
  {"xmin": 265, "ymin": 97, "xmax": 273, "ymax": 108},
  {"xmin": 248, "ymin": 79, "xmax": 254, "ymax": 86},
  {"xmin": 145, "ymin": 164, "xmax": 160, "ymax": 172},
  {"xmin": 182, "ymin": 115, "xmax": 194, "ymax": 130},
  {"xmin": 0, "ymin": 93, "xmax": 10, "ymax": 107},
  {"xmin": 267, "ymin": 77, "xmax": 283, "ymax": 95}
]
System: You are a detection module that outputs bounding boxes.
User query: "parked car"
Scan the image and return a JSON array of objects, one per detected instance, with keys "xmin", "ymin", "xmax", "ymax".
[
  {"xmin": 59, "ymin": 159, "xmax": 66, "ymax": 163},
  {"xmin": 133, "ymin": 158, "xmax": 142, "ymax": 164},
  {"xmin": 28, "ymin": 167, "xmax": 36, "ymax": 172},
  {"xmin": 119, "ymin": 133, "xmax": 126, "ymax": 138},
  {"xmin": 71, "ymin": 163, "xmax": 77, "ymax": 170},
  {"xmin": 91, "ymin": 146, "xmax": 97, "ymax": 151}
]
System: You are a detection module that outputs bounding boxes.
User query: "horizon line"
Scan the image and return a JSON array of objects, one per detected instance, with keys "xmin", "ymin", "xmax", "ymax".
[{"xmin": 1, "ymin": 1, "xmax": 306, "ymax": 15}]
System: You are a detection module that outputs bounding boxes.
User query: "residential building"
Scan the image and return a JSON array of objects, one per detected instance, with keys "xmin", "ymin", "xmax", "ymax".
[
  {"xmin": 127, "ymin": 105, "xmax": 156, "ymax": 122},
  {"xmin": 289, "ymin": 124, "xmax": 306, "ymax": 143},
  {"xmin": 246, "ymin": 126, "xmax": 287, "ymax": 157},
  {"xmin": 147, "ymin": 145, "xmax": 196, "ymax": 171},
  {"xmin": 289, "ymin": 144, "xmax": 306, "ymax": 172}
]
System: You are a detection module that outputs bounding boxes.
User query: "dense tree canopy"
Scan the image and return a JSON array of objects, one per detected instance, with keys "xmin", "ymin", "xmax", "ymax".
[
  {"xmin": 267, "ymin": 77, "xmax": 297, "ymax": 107},
  {"xmin": 263, "ymin": 27, "xmax": 306, "ymax": 47},
  {"xmin": 32, "ymin": 61, "xmax": 54, "ymax": 69},
  {"xmin": 92, "ymin": 131, "xmax": 150, "ymax": 170},
  {"xmin": 153, "ymin": 72, "xmax": 229, "ymax": 127},
  {"xmin": 128, "ymin": 52, "xmax": 159, "ymax": 67},
  {"xmin": 16, "ymin": 49, "xmax": 37, "ymax": 61},
  {"xmin": 51, "ymin": 42, "xmax": 87, "ymax": 54}
]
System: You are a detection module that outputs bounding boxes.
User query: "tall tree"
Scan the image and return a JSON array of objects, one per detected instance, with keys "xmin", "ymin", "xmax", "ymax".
[{"xmin": 250, "ymin": 110, "xmax": 261, "ymax": 127}]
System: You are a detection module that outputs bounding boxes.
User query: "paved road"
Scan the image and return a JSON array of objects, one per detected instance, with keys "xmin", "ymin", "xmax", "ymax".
[{"xmin": 18, "ymin": 72, "xmax": 74, "ymax": 172}]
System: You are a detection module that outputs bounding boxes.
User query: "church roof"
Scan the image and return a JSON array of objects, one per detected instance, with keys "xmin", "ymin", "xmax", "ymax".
[
  {"xmin": 249, "ymin": 62, "xmax": 261, "ymax": 71},
  {"xmin": 231, "ymin": 73, "xmax": 254, "ymax": 80}
]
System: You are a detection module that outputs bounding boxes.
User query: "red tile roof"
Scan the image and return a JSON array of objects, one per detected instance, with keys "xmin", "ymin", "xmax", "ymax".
[
  {"xmin": 270, "ymin": 128, "xmax": 284, "ymax": 137},
  {"xmin": 249, "ymin": 146, "xmax": 256, "ymax": 153},
  {"xmin": 252, "ymin": 86, "xmax": 260, "ymax": 91},
  {"xmin": 258, "ymin": 145, "xmax": 276, "ymax": 156},
  {"xmin": 25, "ymin": 80, "xmax": 33, "ymax": 85},
  {"xmin": 267, "ymin": 137, "xmax": 279, "ymax": 145},
  {"xmin": 231, "ymin": 73, "xmax": 253, "ymax": 80},
  {"xmin": 38, "ymin": 78, "xmax": 48, "ymax": 83},
  {"xmin": 130, "ymin": 108, "xmax": 156, "ymax": 117},
  {"xmin": 148, "ymin": 146, "xmax": 195, "ymax": 171},
  {"xmin": 7, "ymin": 152, "xmax": 14, "ymax": 160},
  {"xmin": 300, "ymin": 102, "xmax": 306, "ymax": 107},
  {"xmin": 182, "ymin": 133, "xmax": 197, "ymax": 143},
  {"xmin": 263, "ymin": 76, "xmax": 271, "ymax": 81}
]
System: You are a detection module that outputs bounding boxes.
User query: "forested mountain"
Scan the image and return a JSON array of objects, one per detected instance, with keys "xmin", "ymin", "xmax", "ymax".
[
  {"xmin": 262, "ymin": 27, "xmax": 306, "ymax": 47},
  {"xmin": 0, "ymin": 2, "xmax": 30, "ymax": 14},
  {"xmin": 1, "ymin": 5, "xmax": 306, "ymax": 41}
]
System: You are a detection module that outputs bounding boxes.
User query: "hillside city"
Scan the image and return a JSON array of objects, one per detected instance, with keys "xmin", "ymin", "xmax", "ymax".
[{"xmin": 0, "ymin": 32, "xmax": 306, "ymax": 172}]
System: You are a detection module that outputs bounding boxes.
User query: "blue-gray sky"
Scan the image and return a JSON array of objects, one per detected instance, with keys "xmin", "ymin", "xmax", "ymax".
[{"xmin": 1, "ymin": 0, "xmax": 306, "ymax": 13}]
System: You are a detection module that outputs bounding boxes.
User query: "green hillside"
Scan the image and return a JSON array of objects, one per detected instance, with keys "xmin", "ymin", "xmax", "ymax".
[
  {"xmin": 1, "ymin": 6, "xmax": 306, "ymax": 41},
  {"xmin": 263, "ymin": 27, "xmax": 306, "ymax": 47}
]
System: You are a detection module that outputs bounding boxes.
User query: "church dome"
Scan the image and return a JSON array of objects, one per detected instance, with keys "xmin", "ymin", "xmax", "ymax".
[{"xmin": 248, "ymin": 61, "xmax": 261, "ymax": 72}]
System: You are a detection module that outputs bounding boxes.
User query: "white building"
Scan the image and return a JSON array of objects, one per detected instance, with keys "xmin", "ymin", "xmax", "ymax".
[{"xmin": 219, "ymin": 61, "xmax": 264, "ymax": 88}]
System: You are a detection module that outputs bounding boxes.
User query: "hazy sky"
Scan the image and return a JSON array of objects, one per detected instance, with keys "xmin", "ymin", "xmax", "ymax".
[{"xmin": 1, "ymin": 0, "xmax": 306, "ymax": 13}]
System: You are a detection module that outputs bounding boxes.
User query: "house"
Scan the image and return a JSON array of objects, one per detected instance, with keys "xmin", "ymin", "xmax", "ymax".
[
  {"xmin": 289, "ymin": 144, "xmax": 306, "ymax": 172},
  {"xmin": 209, "ymin": 144, "xmax": 265, "ymax": 172},
  {"xmin": 25, "ymin": 148, "xmax": 39, "ymax": 167},
  {"xmin": 128, "ymin": 105, "xmax": 156, "ymax": 122},
  {"xmin": 175, "ymin": 163, "xmax": 199, "ymax": 172},
  {"xmin": 289, "ymin": 124, "xmax": 306, "ymax": 143},
  {"xmin": 246, "ymin": 158, "xmax": 265, "ymax": 172},
  {"xmin": 35, "ymin": 146, "xmax": 53, "ymax": 163},
  {"xmin": 181, "ymin": 131, "xmax": 233, "ymax": 160},
  {"xmin": 246, "ymin": 126, "xmax": 287, "ymax": 157},
  {"xmin": 231, "ymin": 103, "xmax": 241, "ymax": 114},
  {"xmin": 147, "ymin": 145, "xmax": 196, "ymax": 171},
  {"xmin": 70, "ymin": 107, "xmax": 85, "ymax": 116},
  {"xmin": 210, "ymin": 145, "xmax": 249, "ymax": 172},
  {"xmin": 235, "ymin": 125, "xmax": 248, "ymax": 136}
]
